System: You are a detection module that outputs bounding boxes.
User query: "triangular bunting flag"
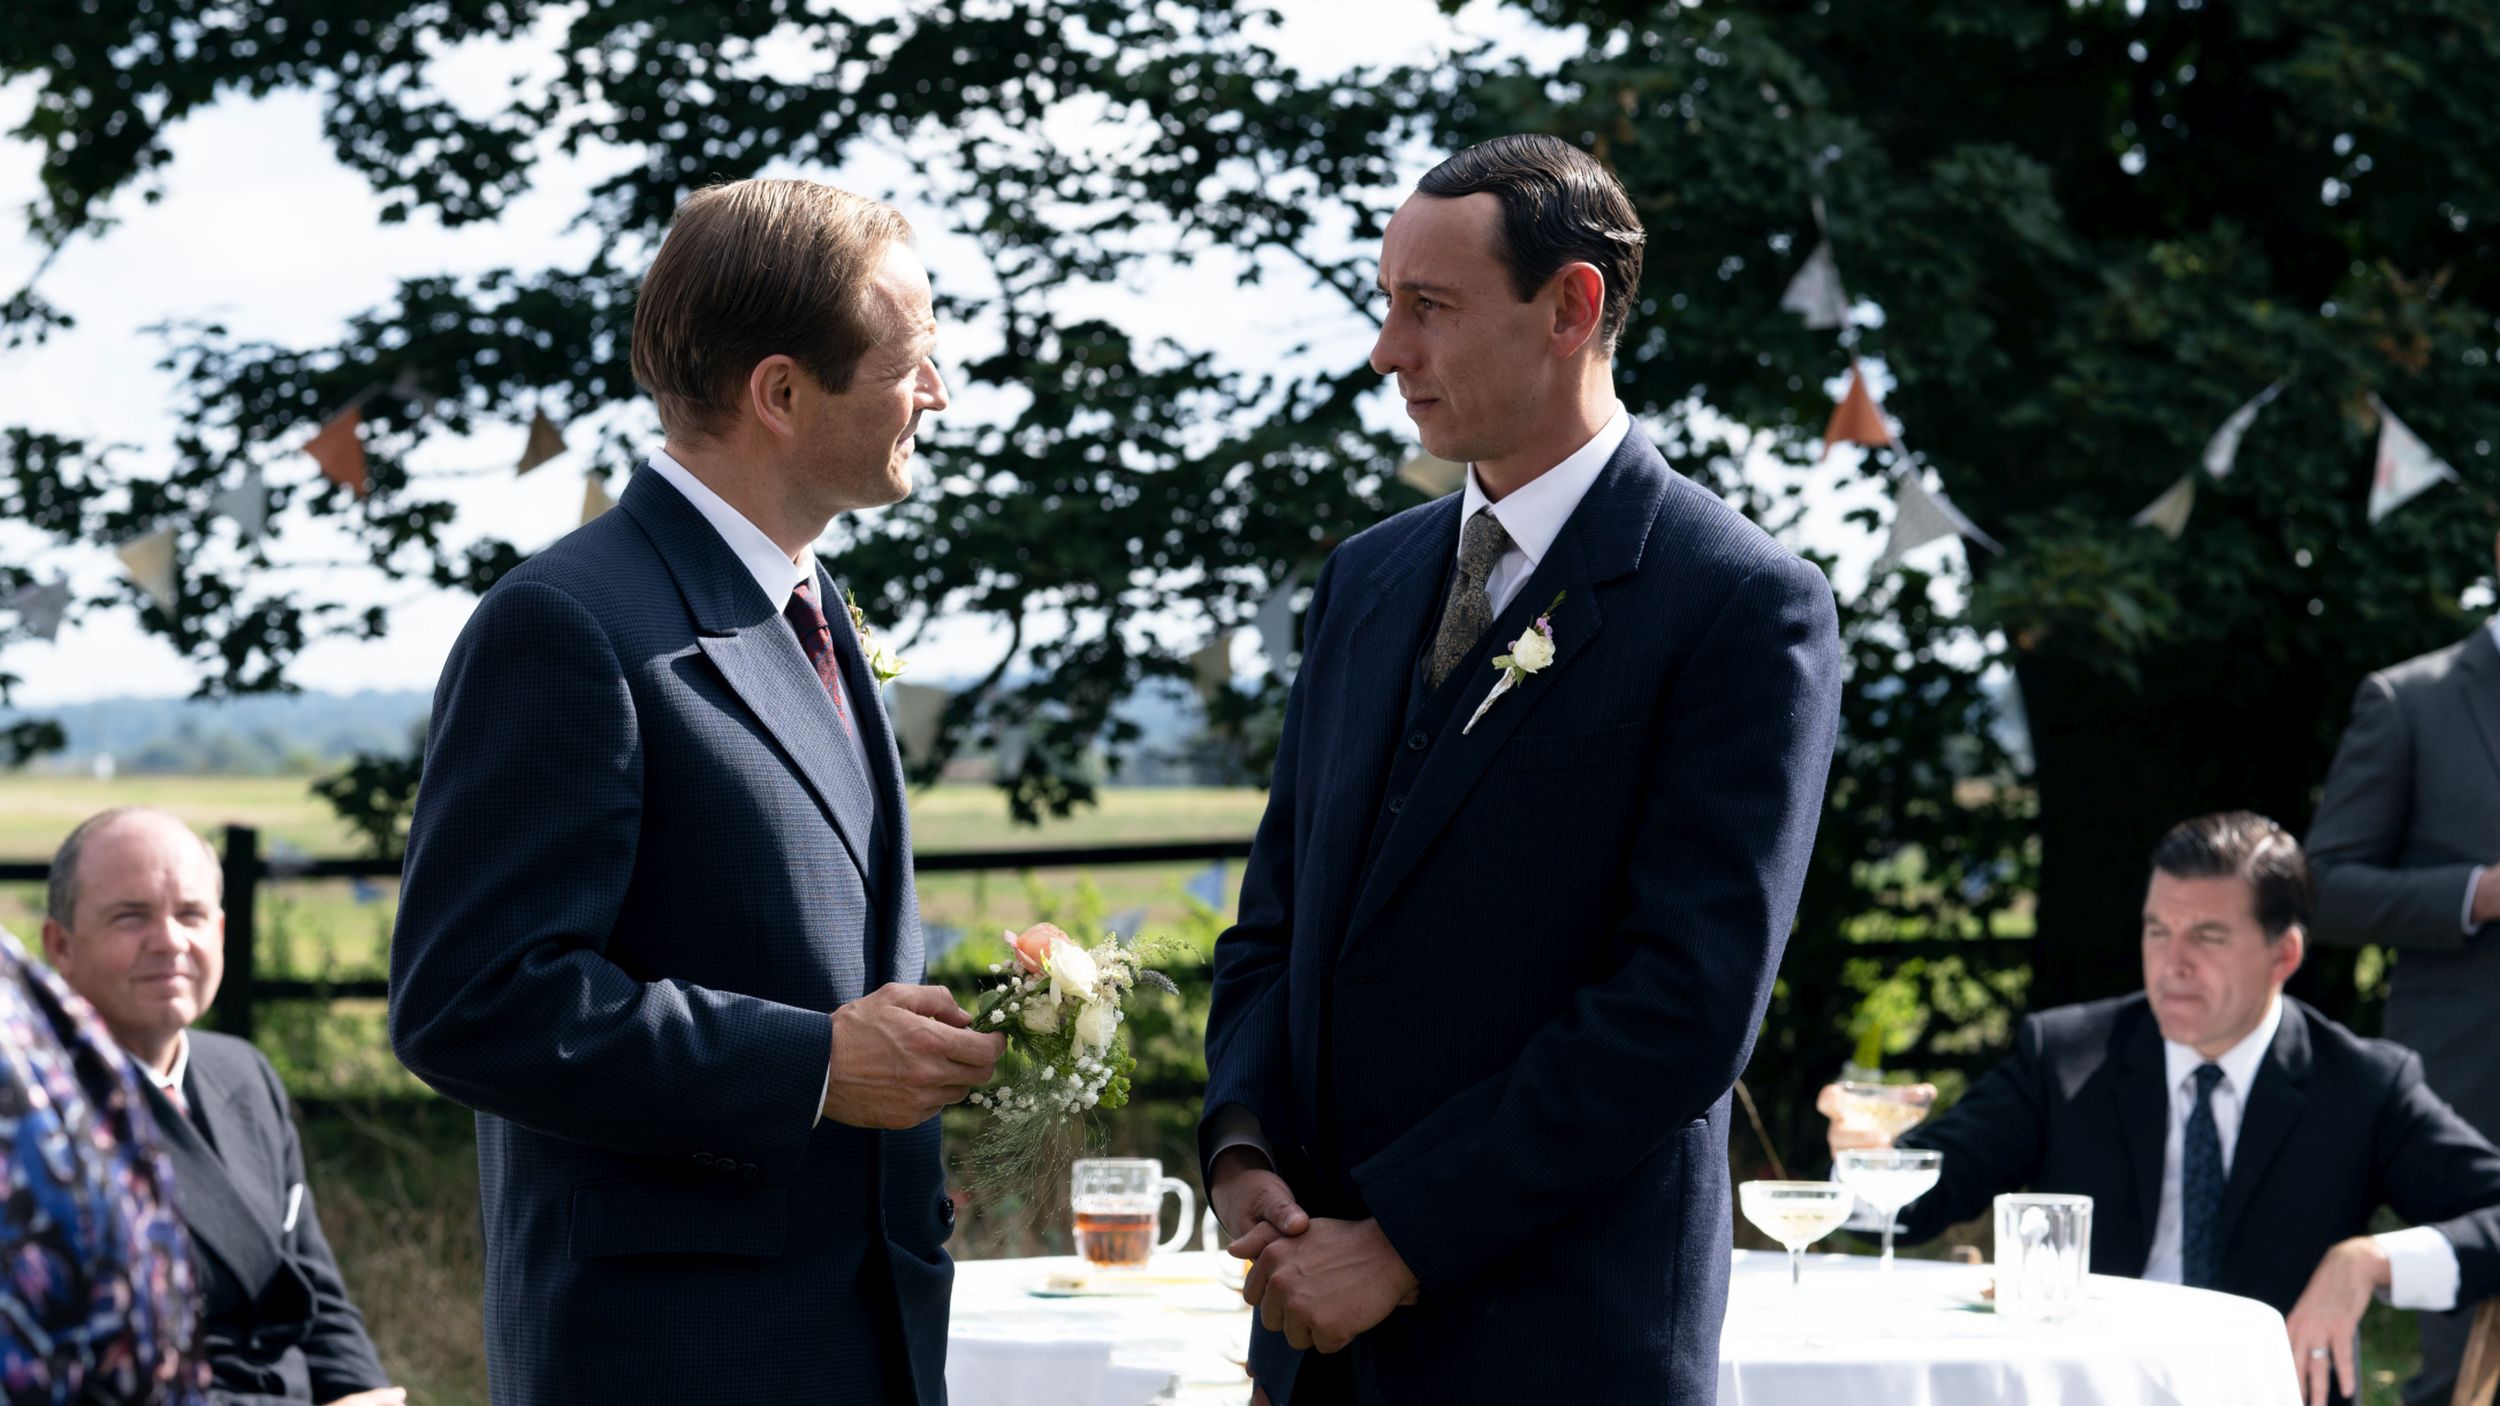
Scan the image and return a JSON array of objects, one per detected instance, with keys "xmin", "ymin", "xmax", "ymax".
[
  {"xmin": 2202, "ymin": 380, "xmax": 2285, "ymax": 480},
  {"xmin": 582, "ymin": 472, "xmax": 615, "ymax": 525},
  {"xmin": 114, "ymin": 529, "xmax": 179, "ymax": 611},
  {"xmin": 304, "ymin": 408, "xmax": 369, "ymax": 497},
  {"xmin": 994, "ymin": 723, "xmax": 1030, "ymax": 778},
  {"xmin": 1191, "ymin": 635, "xmax": 1234, "ymax": 706},
  {"xmin": 1252, "ymin": 567, "xmax": 1306, "ymax": 682},
  {"xmin": 1875, "ymin": 473, "xmax": 2000, "ymax": 573},
  {"xmin": 2368, "ymin": 397, "xmax": 2458, "ymax": 525},
  {"xmin": 6, "ymin": 579, "xmax": 71, "ymax": 641},
  {"xmin": 1105, "ymin": 907, "xmax": 1149, "ymax": 942},
  {"xmin": 517, "ymin": 410, "xmax": 568, "ymax": 475},
  {"xmin": 1395, "ymin": 452, "xmax": 1467, "ymax": 498},
  {"xmin": 1823, "ymin": 362, "xmax": 1891, "ymax": 458},
  {"xmin": 208, "ymin": 464, "xmax": 269, "ymax": 545},
  {"xmin": 2131, "ymin": 473, "xmax": 2198, "ymax": 541},
  {"xmin": 1780, "ymin": 239, "xmax": 1851, "ymax": 330},
  {"xmin": 888, "ymin": 681, "xmax": 951, "ymax": 770}
]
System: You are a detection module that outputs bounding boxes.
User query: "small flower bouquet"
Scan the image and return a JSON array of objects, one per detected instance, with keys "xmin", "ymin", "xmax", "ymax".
[{"xmin": 961, "ymin": 923, "xmax": 1179, "ymax": 1193}]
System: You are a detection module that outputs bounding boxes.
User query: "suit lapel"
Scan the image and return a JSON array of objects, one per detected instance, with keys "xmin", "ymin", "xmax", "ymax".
[
  {"xmin": 818, "ymin": 565, "xmax": 918, "ymax": 983},
  {"xmin": 2215, "ymin": 1001, "xmax": 2312, "ymax": 1258},
  {"xmin": 2107, "ymin": 1009, "xmax": 2169, "ymax": 1271},
  {"xmin": 1339, "ymin": 438, "xmax": 1669, "ymax": 950},
  {"xmin": 2456, "ymin": 628, "xmax": 2500, "ymax": 784},
  {"xmin": 622, "ymin": 469, "xmax": 884, "ymax": 896},
  {"xmin": 143, "ymin": 1078, "xmax": 285, "ymax": 1299}
]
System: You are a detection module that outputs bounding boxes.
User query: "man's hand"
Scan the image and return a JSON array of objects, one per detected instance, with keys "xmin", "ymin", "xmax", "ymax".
[
  {"xmin": 2474, "ymin": 865, "xmax": 2500, "ymax": 927},
  {"xmin": 322, "ymin": 1390, "xmax": 408, "ymax": 1406},
  {"xmin": 821, "ymin": 984, "xmax": 1005, "ymax": 1129},
  {"xmin": 1211, "ymin": 1146, "xmax": 1309, "ymax": 1262},
  {"xmin": 2284, "ymin": 1236, "xmax": 2387, "ymax": 1405},
  {"xmin": 1243, "ymin": 1217, "xmax": 1419, "ymax": 1354},
  {"xmin": 1814, "ymin": 1082, "xmax": 1936, "ymax": 1155}
]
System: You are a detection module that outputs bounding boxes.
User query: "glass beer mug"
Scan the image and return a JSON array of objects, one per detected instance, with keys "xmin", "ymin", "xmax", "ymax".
[{"xmin": 1070, "ymin": 1158, "xmax": 1196, "ymax": 1268}]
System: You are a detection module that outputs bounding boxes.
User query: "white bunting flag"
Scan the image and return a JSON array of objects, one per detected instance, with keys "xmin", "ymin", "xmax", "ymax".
[
  {"xmin": 1192, "ymin": 634, "xmax": 1235, "ymax": 706},
  {"xmin": 2131, "ymin": 473, "xmax": 2199, "ymax": 541},
  {"xmin": 2202, "ymin": 380, "xmax": 2286, "ymax": 480},
  {"xmin": 1780, "ymin": 239, "xmax": 1852, "ymax": 330},
  {"xmin": 582, "ymin": 472, "xmax": 616, "ymax": 525},
  {"xmin": 208, "ymin": 464, "xmax": 269, "ymax": 545},
  {"xmin": 6, "ymin": 579, "xmax": 71, "ymax": 641},
  {"xmin": 1875, "ymin": 472, "xmax": 2001, "ymax": 573},
  {"xmin": 888, "ymin": 681, "xmax": 951, "ymax": 770},
  {"xmin": 1252, "ymin": 567, "xmax": 1306, "ymax": 682},
  {"xmin": 2368, "ymin": 397, "xmax": 2458, "ymax": 525},
  {"xmin": 994, "ymin": 723, "xmax": 1030, "ymax": 779},
  {"xmin": 114, "ymin": 529, "xmax": 179, "ymax": 611},
  {"xmin": 1395, "ymin": 451, "xmax": 1467, "ymax": 498}
]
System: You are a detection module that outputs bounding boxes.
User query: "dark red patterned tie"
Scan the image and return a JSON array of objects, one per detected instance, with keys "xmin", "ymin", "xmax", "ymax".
[{"xmin": 784, "ymin": 580, "xmax": 854, "ymax": 736}]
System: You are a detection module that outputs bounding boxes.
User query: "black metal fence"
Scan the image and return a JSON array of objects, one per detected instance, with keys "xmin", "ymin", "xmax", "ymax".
[{"xmin": 0, "ymin": 824, "xmax": 1255, "ymax": 1044}]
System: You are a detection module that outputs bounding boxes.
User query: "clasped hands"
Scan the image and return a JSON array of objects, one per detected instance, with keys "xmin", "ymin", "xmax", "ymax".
[{"xmin": 1209, "ymin": 1147, "xmax": 1419, "ymax": 1354}]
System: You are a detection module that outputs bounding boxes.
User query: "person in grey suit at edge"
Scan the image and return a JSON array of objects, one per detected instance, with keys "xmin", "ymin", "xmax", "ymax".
[
  {"xmin": 2307, "ymin": 527, "xmax": 2500, "ymax": 1405},
  {"xmin": 389, "ymin": 179, "xmax": 1003, "ymax": 1405}
]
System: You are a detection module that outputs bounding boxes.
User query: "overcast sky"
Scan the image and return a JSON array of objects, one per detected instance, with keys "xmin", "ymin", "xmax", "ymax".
[{"xmin": 0, "ymin": 0, "xmax": 1900, "ymax": 709}]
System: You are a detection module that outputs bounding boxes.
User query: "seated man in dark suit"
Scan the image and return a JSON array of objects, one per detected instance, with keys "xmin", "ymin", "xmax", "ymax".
[
  {"xmin": 40, "ymin": 808, "xmax": 402, "ymax": 1406},
  {"xmin": 1820, "ymin": 811, "xmax": 2500, "ymax": 1406}
]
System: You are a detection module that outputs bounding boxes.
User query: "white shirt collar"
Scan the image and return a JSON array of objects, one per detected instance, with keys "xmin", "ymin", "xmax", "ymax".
[
  {"xmin": 2162, "ymin": 993, "xmax": 2284, "ymax": 1100},
  {"xmin": 646, "ymin": 450, "xmax": 816, "ymax": 612},
  {"xmin": 2486, "ymin": 616, "xmax": 2499, "ymax": 653},
  {"xmin": 1457, "ymin": 403, "xmax": 1633, "ymax": 569},
  {"xmin": 144, "ymin": 1029, "xmax": 190, "ymax": 1095}
]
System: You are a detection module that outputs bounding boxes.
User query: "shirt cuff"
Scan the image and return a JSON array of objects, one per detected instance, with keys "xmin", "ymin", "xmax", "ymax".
[
  {"xmin": 2469, "ymin": 867, "xmax": 2488, "ymax": 935},
  {"xmin": 1207, "ymin": 1103, "xmax": 1275, "ymax": 1169},
  {"xmin": 2375, "ymin": 1226, "xmax": 2461, "ymax": 1311}
]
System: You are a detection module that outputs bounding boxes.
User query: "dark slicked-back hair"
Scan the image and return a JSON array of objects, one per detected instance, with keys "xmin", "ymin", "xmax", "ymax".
[
  {"xmin": 2149, "ymin": 811, "xmax": 2313, "ymax": 941},
  {"xmin": 1414, "ymin": 134, "xmax": 1647, "ymax": 353}
]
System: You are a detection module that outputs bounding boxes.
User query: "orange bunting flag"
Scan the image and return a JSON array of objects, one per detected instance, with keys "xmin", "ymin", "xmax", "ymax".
[
  {"xmin": 304, "ymin": 408, "xmax": 369, "ymax": 497},
  {"xmin": 516, "ymin": 410, "xmax": 568, "ymax": 474},
  {"xmin": 1822, "ymin": 362, "xmax": 1892, "ymax": 457}
]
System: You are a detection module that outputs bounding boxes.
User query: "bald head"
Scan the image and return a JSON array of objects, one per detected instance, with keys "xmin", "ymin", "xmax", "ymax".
[{"xmin": 41, "ymin": 808, "xmax": 226, "ymax": 1071}]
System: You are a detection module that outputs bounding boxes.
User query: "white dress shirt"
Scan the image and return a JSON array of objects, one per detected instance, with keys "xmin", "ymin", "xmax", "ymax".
[
  {"xmin": 646, "ymin": 451, "xmax": 875, "ymax": 788},
  {"xmin": 646, "ymin": 451, "xmax": 870, "ymax": 1129},
  {"xmin": 140, "ymin": 1029, "xmax": 191, "ymax": 1101},
  {"xmin": 1455, "ymin": 404, "xmax": 1634, "ymax": 616},
  {"xmin": 1207, "ymin": 405, "xmax": 1636, "ymax": 1193},
  {"xmin": 2143, "ymin": 996, "xmax": 2457, "ymax": 1307}
]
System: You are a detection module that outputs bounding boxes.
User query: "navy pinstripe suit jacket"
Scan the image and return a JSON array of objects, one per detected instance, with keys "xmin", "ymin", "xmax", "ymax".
[
  {"xmin": 390, "ymin": 467, "xmax": 948, "ymax": 1404},
  {"xmin": 1202, "ymin": 434, "xmax": 1843, "ymax": 1403}
]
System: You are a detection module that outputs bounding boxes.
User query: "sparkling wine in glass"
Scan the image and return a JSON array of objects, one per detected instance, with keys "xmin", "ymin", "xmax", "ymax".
[
  {"xmin": 1834, "ymin": 1147, "xmax": 1943, "ymax": 1270},
  {"xmin": 1739, "ymin": 1180, "xmax": 1855, "ymax": 1294},
  {"xmin": 1835, "ymin": 1081, "xmax": 1935, "ymax": 1141}
]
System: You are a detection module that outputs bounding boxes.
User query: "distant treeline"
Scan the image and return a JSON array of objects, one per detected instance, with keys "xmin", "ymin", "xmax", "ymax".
[{"xmin": 0, "ymin": 691, "xmax": 432, "ymax": 776}]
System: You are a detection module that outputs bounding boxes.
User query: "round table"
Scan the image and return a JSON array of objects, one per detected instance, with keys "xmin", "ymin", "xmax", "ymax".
[
  {"xmin": 943, "ymin": 1250, "xmax": 2306, "ymax": 1406},
  {"xmin": 1720, "ymin": 1250, "xmax": 2303, "ymax": 1405}
]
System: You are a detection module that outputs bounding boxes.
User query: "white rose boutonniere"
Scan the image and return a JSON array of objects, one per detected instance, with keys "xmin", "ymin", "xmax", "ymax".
[
  {"xmin": 1463, "ymin": 590, "xmax": 1567, "ymax": 736},
  {"xmin": 845, "ymin": 589, "xmax": 909, "ymax": 685}
]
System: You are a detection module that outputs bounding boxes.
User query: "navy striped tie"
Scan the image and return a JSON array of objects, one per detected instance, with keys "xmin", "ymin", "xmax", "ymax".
[{"xmin": 2181, "ymin": 1062, "xmax": 2226, "ymax": 1288}]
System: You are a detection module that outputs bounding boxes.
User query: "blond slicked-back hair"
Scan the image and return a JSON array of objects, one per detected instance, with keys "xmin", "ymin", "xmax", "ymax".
[{"xmin": 629, "ymin": 179, "xmax": 914, "ymax": 441}]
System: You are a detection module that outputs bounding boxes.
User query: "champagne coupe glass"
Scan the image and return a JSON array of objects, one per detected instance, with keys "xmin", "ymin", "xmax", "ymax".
[
  {"xmin": 1834, "ymin": 1147, "xmax": 1943, "ymax": 1270},
  {"xmin": 1834, "ymin": 1080, "xmax": 1935, "ymax": 1141},
  {"xmin": 1739, "ymin": 1180, "xmax": 1856, "ymax": 1297}
]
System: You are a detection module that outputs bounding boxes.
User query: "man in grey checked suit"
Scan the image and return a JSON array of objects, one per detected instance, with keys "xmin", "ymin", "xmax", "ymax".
[
  {"xmin": 2307, "ymin": 529, "xmax": 2500, "ymax": 1404},
  {"xmin": 390, "ymin": 179, "xmax": 1002, "ymax": 1404}
]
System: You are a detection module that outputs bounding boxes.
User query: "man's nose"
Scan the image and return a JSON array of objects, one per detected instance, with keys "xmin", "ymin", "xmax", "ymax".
[
  {"xmin": 1369, "ymin": 315, "xmax": 1409, "ymax": 379},
  {"xmin": 919, "ymin": 360, "xmax": 949, "ymax": 412}
]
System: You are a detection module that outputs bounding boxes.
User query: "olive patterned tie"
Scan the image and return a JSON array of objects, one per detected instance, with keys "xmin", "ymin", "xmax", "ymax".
[{"xmin": 1426, "ymin": 509, "xmax": 1513, "ymax": 691}]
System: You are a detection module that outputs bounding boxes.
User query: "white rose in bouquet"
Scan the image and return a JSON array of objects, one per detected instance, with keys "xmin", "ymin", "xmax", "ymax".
[
  {"xmin": 1019, "ymin": 993, "xmax": 1063, "ymax": 1035},
  {"xmin": 1072, "ymin": 998, "xmax": 1118, "ymax": 1056},
  {"xmin": 1045, "ymin": 938, "xmax": 1100, "ymax": 1002}
]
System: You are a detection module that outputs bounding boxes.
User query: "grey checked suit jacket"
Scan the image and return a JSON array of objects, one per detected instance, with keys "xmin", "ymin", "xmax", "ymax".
[
  {"xmin": 389, "ymin": 466, "xmax": 948, "ymax": 1405},
  {"xmin": 2308, "ymin": 626, "xmax": 2500, "ymax": 1135}
]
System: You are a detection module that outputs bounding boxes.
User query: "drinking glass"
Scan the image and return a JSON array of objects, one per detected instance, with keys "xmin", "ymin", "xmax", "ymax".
[
  {"xmin": 1835, "ymin": 1147, "xmax": 1943, "ymax": 1270},
  {"xmin": 1070, "ymin": 1158, "xmax": 1194, "ymax": 1268},
  {"xmin": 1738, "ymin": 1180, "xmax": 1855, "ymax": 1294},
  {"xmin": 1834, "ymin": 1081, "xmax": 1935, "ymax": 1141},
  {"xmin": 1993, "ymin": 1192, "xmax": 2093, "ymax": 1322}
]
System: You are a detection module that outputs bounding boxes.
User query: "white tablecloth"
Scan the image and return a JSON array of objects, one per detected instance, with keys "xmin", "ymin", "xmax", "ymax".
[{"xmin": 944, "ymin": 1250, "xmax": 2305, "ymax": 1406}]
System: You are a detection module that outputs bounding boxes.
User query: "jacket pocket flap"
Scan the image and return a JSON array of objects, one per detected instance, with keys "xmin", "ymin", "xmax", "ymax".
[{"xmin": 569, "ymin": 1175, "xmax": 789, "ymax": 1260}]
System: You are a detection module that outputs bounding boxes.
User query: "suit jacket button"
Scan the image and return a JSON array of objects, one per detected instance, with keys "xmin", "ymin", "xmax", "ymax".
[
  {"xmin": 1406, "ymin": 731, "xmax": 1428, "ymax": 751},
  {"xmin": 938, "ymin": 1194, "xmax": 957, "ymax": 1226},
  {"xmin": 739, "ymin": 1162, "xmax": 758, "ymax": 1177},
  {"xmin": 693, "ymin": 1152, "xmax": 715, "ymax": 1168},
  {"xmin": 1386, "ymin": 794, "xmax": 1406, "ymax": 815}
]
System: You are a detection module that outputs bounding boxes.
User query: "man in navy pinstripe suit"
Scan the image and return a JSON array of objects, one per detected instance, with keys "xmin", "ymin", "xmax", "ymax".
[
  {"xmin": 390, "ymin": 179, "xmax": 1001, "ymax": 1405},
  {"xmin": 1201, "ymin": 135, "xmax": 1844, "ymax": 1403}
]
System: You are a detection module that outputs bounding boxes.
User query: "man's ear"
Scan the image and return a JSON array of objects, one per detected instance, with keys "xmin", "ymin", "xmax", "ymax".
[
  {"xmin": 747, "ymin": 355, "xmax": 803, "ymax": 439},
  {"xmin": 1547, "ymin": 263, "xmax": 1607, "ymax": 360},
  {"xmin": 40, "ymin": 917, "xmax": 71, "ymax": 972},
  {"xmin": 2272, "ymin": 924, "xmax": 2307, "ymax": 987}
]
